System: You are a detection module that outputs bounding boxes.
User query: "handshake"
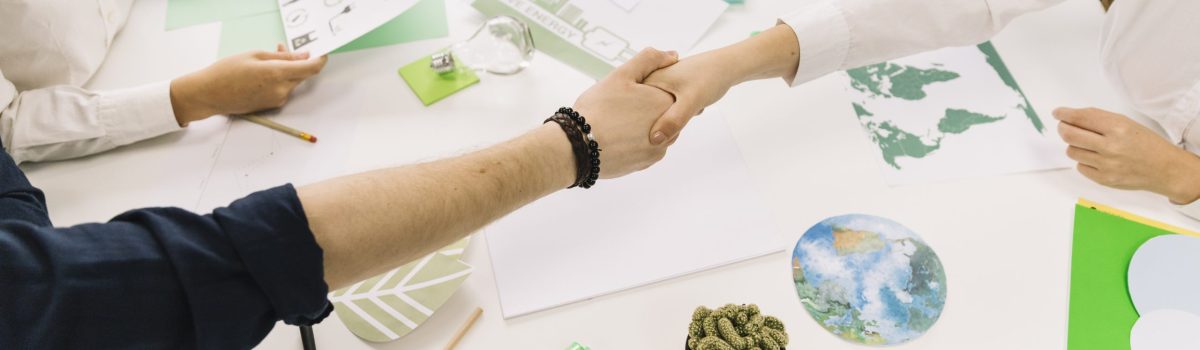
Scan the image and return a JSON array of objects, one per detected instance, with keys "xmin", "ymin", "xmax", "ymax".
[{"xmin": 574, "ymin": 47, "xmax": 740, "ymax": 180}]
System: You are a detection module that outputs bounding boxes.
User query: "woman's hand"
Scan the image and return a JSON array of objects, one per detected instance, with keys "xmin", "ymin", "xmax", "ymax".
[
  {"xmin": 643, "ymin": 51, "xmax": 737, "ymax": 145},
  {"xmin": 1055, "ymin": 107, "xmax": 1200, "ymax": 204},
  {"xmin": 572, "ymin": 48, "xmax": 679, "ymax": 179},
  {"xmin": 170, "ymin": 44, "xmax": 328, "ymax": 126}
]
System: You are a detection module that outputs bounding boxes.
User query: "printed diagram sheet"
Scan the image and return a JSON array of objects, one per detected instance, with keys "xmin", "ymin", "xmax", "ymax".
[
  {"xmin": 278, "ymin": 0, "xmax": 420, "ymax": 56},
  {"xmin": 472, "ymin": 0, "xmax": 727, "ymax": 79}
]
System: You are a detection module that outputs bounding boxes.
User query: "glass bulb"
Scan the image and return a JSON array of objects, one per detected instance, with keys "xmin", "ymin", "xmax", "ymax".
[{"xmin": 435, "ymin": 16, "xmax": 534, "ymax": 76}]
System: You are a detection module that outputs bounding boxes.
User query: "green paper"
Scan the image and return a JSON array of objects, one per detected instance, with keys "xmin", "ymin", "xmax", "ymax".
[
  {"xmin": 165, "ymin": 0, "xmax": 277, "ymax": 31},
  {"xmin": 330, "ymin": 238, "xmax": 472, "ymax": 342},
  {"xmin": 332, "ymin": 0, "xmax": 449, "ymax": 53},
  {"xmin": 398, "ymin": 55, "xmax": 479, "ymax": 106},
  {"xmin": 1067, "ymin": 201, "xmax": 1184, "ymax": 349},
  {"xmin": 217, "ymin": 12, "xmax": 286, "ymax": 58},
  {"xmin": 216, "ymin": 0, "xmax": 449, "ymax": 58}
]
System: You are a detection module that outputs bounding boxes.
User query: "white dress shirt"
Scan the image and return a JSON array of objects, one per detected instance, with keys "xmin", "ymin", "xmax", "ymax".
[
  {"xmin": 780, "ymin": 0, "xmax": 1200, "ymax": 217},
  {"xmin": 0, "ymin": 0, "xmax": 181, "ymax": 164}
]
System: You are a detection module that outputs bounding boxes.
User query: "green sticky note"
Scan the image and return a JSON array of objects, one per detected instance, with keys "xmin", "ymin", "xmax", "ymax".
[
  {"xmin": 165, "ymin": 0, "xmax": 277, "ymax": 31},
  {"xmin": 1067, "ymin": 200, "xmax": 1196, "ymax": 349},
  {"xmin": 216, "ymin": 0, "xmax": 449, "ymax": 58},
  {"xmin": 398, "ymin": 55, "xmax": 479, "ymax": 106}
]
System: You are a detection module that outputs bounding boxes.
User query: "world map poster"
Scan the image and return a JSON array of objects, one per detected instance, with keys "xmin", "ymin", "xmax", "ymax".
[{"xmin": 844, "ymin": 42, "xmax": 1070, "ymax": 185}]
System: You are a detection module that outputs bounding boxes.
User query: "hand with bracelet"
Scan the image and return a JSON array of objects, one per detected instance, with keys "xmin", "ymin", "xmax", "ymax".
[{"xmin": 0, "ymin": 48, "xmax": 683, "ymax": 348}]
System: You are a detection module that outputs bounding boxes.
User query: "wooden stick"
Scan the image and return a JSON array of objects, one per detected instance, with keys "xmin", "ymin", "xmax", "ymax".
[
  {"xmin": 242, "ymin": 115, "xmax": 318, "ymax": 143},
  {"xmin": 444, "ymin": 307, "xmax": 483, "ymax": 350}
]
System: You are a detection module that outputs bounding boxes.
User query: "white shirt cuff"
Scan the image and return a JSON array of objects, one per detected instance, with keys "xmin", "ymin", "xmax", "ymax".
[
  {"xmin": 97, "ymin": 81, "xmax": 183, "ymax": 147},
  {"xmin": 778, "ymin": 0, "xmax": 851, "ymax": 86}
]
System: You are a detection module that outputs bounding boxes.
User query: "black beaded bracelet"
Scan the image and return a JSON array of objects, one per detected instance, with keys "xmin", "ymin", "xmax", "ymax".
[{"xmin": 544, "ymin": 107, "xmax": 601, "ymax": 189}]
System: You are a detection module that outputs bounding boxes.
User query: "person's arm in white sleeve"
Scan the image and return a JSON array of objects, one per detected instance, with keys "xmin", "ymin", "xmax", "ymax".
[
  {"xmin": 0, "ymin": 46, "xmax": 332, "ymax": 164},
  {"xmin": 642, "ymin": 0, "xmax": 1065, "ymax": 145},
  {"xmin": 0, "ymin": 69, "xmax": 180, "ymax": 164}
]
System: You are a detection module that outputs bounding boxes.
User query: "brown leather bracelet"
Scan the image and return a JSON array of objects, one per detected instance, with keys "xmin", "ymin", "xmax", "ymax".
[{"xmin": 544, "ymin": 114, "xmax": 593, "ymax": 188}]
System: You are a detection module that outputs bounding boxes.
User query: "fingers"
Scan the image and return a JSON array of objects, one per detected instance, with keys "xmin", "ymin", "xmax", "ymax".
[
  {"xmin": 276, "ymin": 55, "xmax": 329, "ymax": 80},
  {"xmin": 1076, "ymin": 163, "xmax": 1105, "ymax": 183},
  {"xmin": 1057, "ymin": 121, "xmax": 1104, "ymax": 151},
  {"xmin": 1066, "ymin": 146, "xmax": 1101, "ymax": 167},
  {"xmin": 255, "ymin": 49, "xmax": 310, "ymax": 61},
  {"xmin": 1053, "ymin": 107, "xmax": 1122, "ymax": 135},
  {"xmin": 650, "ymin": 101, "xmax": 700, "ymax": 145},
  {"xmin": 610, "ymin": 48, "xmax": 679, "ymax": 83}
]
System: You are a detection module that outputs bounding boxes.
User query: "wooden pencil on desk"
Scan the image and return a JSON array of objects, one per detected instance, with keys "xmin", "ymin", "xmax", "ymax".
[
  {"xmin": 242, "ymin": 115, "xmax": 318, "ymax": 143},
  {"xmin": 444, "ymin": 307, "xmax": 483, "ymax": 350}
]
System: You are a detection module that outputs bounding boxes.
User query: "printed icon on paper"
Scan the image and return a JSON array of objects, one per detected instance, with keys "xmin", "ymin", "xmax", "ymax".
[
  {"xmin": 285, "ymin": 9, "xmax": 309, "ymax": 28},
  {"xmin": 328, "ymin": 4, "xmax": 356, "ymax": 35},
  {"xmin": 581, "ymin": 28, "xmax": 632, "ymax": 62},
  {"xmin": 291, "ymin": 31, "xmax": 317, "ymax": 50}
]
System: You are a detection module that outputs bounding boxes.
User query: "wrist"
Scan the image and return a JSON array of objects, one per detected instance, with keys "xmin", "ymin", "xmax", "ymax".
[
  {"xmin": 169, "ymin": 73, "xmax": 218, "ymax": 126},
  {"xmin": 1167, "ymin": 154, "xmax": 1200, "ymax": 205},
  {"xmin": 721, "ymin": 24, "xmax": 800, "ymax": 85},
  {"xmin": 530, "ymin": 123, "xmax": 578, "ymax": 189}
]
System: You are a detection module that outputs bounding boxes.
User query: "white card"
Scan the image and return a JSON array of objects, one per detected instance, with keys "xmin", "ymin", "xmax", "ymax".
[
  {"xmin": 1130, "ymin": 309, "xmax": 1200, "ymax": 350},
  {"xmin": 1128, "ymin": 234, "xmax": 1200, "ymax": 317},
  {"xmin": 278, "ymin": 0, "xmax": 419, "ymax": 56}
]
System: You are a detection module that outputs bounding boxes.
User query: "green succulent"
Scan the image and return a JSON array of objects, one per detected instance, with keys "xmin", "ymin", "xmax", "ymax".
[{"xmin": 686, "ymin": 304, "xmax": 788, "ymax": 350}]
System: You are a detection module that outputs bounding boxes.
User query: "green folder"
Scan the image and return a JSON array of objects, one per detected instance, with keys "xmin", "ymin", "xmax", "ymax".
[{"xmin": 1068, "ymin": 199, "xmax": 1200, "ymax": 349}]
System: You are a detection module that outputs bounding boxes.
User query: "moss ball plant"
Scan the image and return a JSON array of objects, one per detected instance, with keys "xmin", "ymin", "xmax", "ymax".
[{"xmin": 686, "ymin": 304, "xmax": 788, "ymax": 350}]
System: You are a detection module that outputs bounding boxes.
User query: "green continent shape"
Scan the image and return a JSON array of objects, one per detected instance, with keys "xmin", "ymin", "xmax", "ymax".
[
  {"xmin": 936, "ymin": 108, "xmax": 1005, "ymax": 134},
  {"xmin": 854, "ymin": 104, "xmax": 942, "ymax": 169},
  {"xmin": 848, "ymin": 63, "xmax": 960, "ymax": 100},
  {"xmin": 977, "ymin": 42, "xmax": 1044, "ymax": 133}
]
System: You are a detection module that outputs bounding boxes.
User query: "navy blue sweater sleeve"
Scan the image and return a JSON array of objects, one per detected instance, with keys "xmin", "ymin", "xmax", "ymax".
[{"xmin": 0, "ymin": 181, "xmax": 333, "ymax": 349}]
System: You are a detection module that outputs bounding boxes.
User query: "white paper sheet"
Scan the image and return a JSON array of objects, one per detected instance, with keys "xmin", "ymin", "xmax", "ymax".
[
  {"xmin": 194, "ymin": 79, "xmax": 363, "ymax": 212},
  {"xmin": 608, "ymin": 0, "xmax": 642, "ymax": 11},
  {"xmin": 484, "ymin": 114, "xmax": 785, "ymax": 319},
  {"xmin": 278, "ymin": 0, "xmax": 419, "ymax": 56},
  {"xmin": 1130, "ymin": 309, "xmax": 1200, "ymax": 350},
  {"xmin": 1127, "ymin": 234, "xmax": 1200, "ymax": 317},
  {"xmin": 842, "ymin": 43, "xmax": 1071, "ymax": 185}
]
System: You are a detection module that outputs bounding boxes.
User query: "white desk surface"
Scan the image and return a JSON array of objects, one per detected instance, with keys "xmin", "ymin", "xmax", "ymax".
[{"xmin": 22, "ymin": 0, "xmax": 1200, "ymax": 349}]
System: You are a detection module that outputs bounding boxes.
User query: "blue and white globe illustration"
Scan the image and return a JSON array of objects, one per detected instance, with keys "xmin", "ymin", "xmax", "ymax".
[{"xmin": 791, "ymin": 214, "xmax": 947, "ymax": 345}]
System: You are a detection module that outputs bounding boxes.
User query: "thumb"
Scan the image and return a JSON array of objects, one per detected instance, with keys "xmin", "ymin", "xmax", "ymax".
[
  {"xmin": 611, "ymin": 48, "xmax": 679, "ymax": 83},
  {"xmin": 650, "ymin": 101, "xmax": 700, "ymax": 145}
]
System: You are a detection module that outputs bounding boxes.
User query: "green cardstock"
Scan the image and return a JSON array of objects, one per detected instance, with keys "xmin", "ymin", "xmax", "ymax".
[
  {"xmin": 216, "ymin": 0, "xmax": 449, "ymax": 58},
  {"xmin": 398, "ymin": 55, "xmax": 479, "ymax": 106},
  {"xmin": 165, "ymin": 0, "xmax": 277, "ymax": 31},
  {"xmin": 1067, "ymin": 201, "xmax": 1193, "ymax": 349}
]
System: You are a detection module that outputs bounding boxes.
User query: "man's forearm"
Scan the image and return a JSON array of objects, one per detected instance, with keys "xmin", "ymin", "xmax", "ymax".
[{"xmin": 299, "ymin": 123, "xmax": 574, "ymax": 288}]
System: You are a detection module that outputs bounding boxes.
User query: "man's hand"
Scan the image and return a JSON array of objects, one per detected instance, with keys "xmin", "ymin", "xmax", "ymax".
[
  {"xmin": 1054, "ymin": 107, "xmax": 1200, "ymax": 204},
  {"xmin": 643, "ymin": 52, "xmax": 737, "ymax": 145},
  {"xmin": 170, "ymin": 44, "xmax": 328, "ymax": 126},
  {"xmin": 572, "ymin": 48, "xmax": 680, "ymax": 179}
]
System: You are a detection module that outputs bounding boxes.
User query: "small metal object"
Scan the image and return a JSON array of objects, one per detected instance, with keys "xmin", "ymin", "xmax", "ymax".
[{"xmin": 430, "ymin": 52, "xmax": 456, "ymax": 76}]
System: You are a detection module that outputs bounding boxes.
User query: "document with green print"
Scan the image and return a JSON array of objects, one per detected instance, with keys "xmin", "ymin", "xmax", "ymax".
[
  {"xmin": 471, "ymin": 0, "xmax": 727, "ymax": 80},
  {"xmin": 844, "ymin": 42, "xmax": 1070, "ymax": 185}
]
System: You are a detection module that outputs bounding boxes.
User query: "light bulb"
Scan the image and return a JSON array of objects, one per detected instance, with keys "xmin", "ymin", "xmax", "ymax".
[{"xmin": 431, "ymin": 16, "xmax": 535, "ymax": 76}]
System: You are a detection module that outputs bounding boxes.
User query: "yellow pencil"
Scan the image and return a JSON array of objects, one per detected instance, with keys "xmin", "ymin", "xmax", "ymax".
[
  {"xmin": 242, "ymin": 115, "xmax": 318, "ymax": 143},
  {"xmin": 444, "ymin": 307, "xmax": 483, "ymax": 350}
]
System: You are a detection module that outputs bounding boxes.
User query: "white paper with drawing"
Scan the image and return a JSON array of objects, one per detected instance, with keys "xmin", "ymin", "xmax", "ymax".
[
  {"xmin": 485, "ymin": 113, "xmax": 785, "ymax": 319},
  {"xmin": 842, "ymin": 43, "xmax": 1070, "ymax": 185},
  {"xmin": 471, "ymin": 0, "xmax": 726, "ymax": 79},
  {"xmin": 194, "ymin": 81, "xmax": 363, "ymax": 213},
  {"xmin": 277, "ymin": 0, "xmax": 419, "ymax": 56}
]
